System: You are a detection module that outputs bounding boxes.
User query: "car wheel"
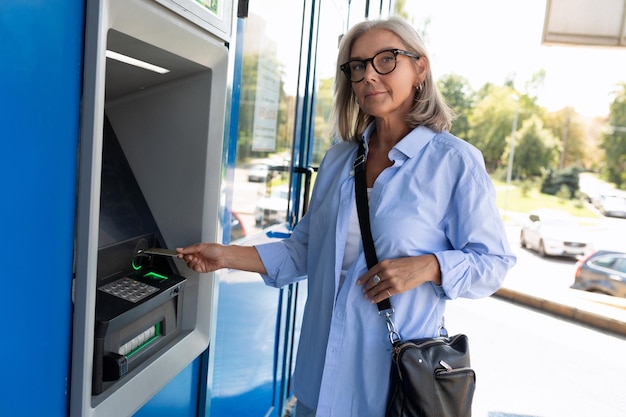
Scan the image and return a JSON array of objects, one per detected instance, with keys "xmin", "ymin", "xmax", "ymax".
[
  {"xmin": 538, "ymin": 240, "xmax": 547, "ymax": 257},
  {"xmin": 520, "ymin": 231, "xmax": 527, "ymax": 248}
]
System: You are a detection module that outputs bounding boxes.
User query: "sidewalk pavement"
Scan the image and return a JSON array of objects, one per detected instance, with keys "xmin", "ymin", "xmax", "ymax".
[{"xmin": 495, "ymin": 276, "xmax": 626, "ymax": 337}]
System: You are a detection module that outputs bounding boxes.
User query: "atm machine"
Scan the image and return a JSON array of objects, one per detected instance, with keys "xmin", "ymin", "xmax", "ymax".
[{"xmin": 71, "ymin": 0, "xmax": 233, "ymax": 415}]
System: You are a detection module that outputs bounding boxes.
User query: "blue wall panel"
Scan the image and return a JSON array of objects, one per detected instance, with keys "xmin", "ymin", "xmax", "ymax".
[
  {"xmin": 210, "ymin": 281, "xmax": 281, "ymax": 416},
  {"xmin": 134, "ymin": 360, "xmax": 201, "ymax": 417},
  {"xmin": 0, "ymin": 1, "xmax": 84, "ymax": 415}
]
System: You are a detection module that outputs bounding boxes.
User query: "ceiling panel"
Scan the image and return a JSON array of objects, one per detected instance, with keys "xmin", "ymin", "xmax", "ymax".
[{"xmin": 542, "ymin": 0, "xmax": 626, "ymax": 48}]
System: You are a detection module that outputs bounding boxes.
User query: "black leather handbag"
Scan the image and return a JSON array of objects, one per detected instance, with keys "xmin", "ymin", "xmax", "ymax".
[
  {"xmin": 353, "ymin": 141, "xmax": 475, "ymax": 417},
  {"xmin": 385, "ymin": 333, "xmax": 475, "ymax": 417}
]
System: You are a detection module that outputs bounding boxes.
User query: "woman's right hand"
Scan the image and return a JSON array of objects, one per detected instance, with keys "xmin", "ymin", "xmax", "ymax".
[
  {"xmin": 177, "ymin": 243, "xmax": 267, "ymax": 275},
  {"xmin": 177, "ymin": 243, "xmax": 225, "ymax": 273}
]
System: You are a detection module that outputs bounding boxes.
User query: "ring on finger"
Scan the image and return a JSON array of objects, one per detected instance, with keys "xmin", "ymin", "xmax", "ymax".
[
  {"xmin": 372, "ymin": 275, "xmax": 381, "ymax": 284},
  {"xmin": 386, "ymin": 289, "xmax": 392, "ymax": 297}
]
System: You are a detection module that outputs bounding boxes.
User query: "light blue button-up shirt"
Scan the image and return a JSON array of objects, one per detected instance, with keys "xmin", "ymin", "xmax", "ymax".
[{"xmin": 255, "ymin": 124, "xmax": 516, "ymax": 417}]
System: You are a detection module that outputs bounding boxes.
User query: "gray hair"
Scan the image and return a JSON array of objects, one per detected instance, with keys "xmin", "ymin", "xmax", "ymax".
[{"xmin": 331, "ymin": 16, "xmax": 454, "ymax": 142}]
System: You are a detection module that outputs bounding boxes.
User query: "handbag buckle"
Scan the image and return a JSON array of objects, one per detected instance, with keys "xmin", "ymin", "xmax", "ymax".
[
  {"xmin": 380, "ymin": 309, "xmax": 401, "ymax": 345},
  {"xmin": 439, "ymin": 316, "xmax": 449, "ymax": 337}
]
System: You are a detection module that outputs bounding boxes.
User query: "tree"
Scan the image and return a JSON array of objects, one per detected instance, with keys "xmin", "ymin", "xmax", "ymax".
[
  {"xmin": 438, "ymin": 73, "xmax": 474, "ymax": 140},
  {"xmin": 467, "ymin": 86, "xmax": 520, "ymax": 172},
  {"xmin": 543, "ymin": 107, "xmax": 586, "ymax": 169},
  {"xmin": 601, "ymin": 82, "xmax": 626, "ymax": 188},
  {"xmin": 511, "ymin": 115, "xmax": 560, "ymax": 178},
  {"xmin": 584, "ymin": 116, "xmax": 609, "ymax": 171}
]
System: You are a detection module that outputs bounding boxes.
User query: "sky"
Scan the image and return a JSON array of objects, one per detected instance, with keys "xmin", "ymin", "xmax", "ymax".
[{"xmin": 406, "ymin": 0, "xmax": 626, "ymax": 118}]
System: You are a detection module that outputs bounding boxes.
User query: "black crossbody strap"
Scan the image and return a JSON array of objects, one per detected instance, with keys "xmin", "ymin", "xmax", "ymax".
[{"xmin": 354, "ymin": 141, "xmax": 392, "ymax": 312}]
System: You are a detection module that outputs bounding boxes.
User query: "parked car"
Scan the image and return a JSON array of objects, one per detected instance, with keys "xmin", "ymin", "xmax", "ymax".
[
  {"xmin": 599, "ymin": 195, "xmax": 626, "ymax": 218},
  {"xmin": 247, "ymin": 164, "xmax": 277, "ymax": 183},
  {"xmin": 519, "ymin": 209, "xmax": 594, "ymax": 258},
  {"xmin": 571, "ymin": 250, "xmax": 626, "ymax": 298},
  {"xmin": 254, "ymin": 185, "xmax": 289, "ymax": 227}
]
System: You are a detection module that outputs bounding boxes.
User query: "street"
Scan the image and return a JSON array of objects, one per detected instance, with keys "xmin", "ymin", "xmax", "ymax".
[{"xmin": 445, "ymin": 295, "xmax": 626, "ymax": 417}]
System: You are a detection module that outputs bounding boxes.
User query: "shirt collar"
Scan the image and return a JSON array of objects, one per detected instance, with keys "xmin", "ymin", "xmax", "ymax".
[{"xmin": 361, "ymin": 122, "xmax": 437, "ymax": 160}]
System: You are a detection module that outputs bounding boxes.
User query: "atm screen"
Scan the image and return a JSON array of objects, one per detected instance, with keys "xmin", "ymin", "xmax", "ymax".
[{"xmin": 99, "ymin": 115, "xmax": 160, "ymax": 248}]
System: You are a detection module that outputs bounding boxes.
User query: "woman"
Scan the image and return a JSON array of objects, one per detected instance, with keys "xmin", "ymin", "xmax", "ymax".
[{"xmin": 178, "ymin": 16, "xmax": 516, "ymax": 417}]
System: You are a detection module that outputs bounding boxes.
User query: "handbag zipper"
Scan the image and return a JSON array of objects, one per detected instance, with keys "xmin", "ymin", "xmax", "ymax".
[{"xmin": 393, "ymin": 337, "xmax": 450, "ymax": 354}]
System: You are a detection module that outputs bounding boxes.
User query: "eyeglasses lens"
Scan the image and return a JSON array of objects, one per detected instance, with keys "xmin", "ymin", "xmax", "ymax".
[{"xmin": 346, "ymin": 50, "xmax": 397, "ymax": 82}]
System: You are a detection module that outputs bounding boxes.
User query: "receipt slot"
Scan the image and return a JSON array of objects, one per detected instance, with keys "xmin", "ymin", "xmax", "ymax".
[{"xmin": 71, "ymin": 0, "xmax": 233, "ymax": 415}]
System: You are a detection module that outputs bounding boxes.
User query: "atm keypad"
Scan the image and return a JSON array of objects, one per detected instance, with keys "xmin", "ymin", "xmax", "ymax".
[{"xmin": 99, "ymin": 277, "xmax": 159, "ymax": 303}]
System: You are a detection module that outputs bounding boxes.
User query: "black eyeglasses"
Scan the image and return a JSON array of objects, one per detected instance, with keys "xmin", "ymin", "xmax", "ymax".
[{"xmin": 340, "ymin": 49, "xmax": 421, "ymax": 83}]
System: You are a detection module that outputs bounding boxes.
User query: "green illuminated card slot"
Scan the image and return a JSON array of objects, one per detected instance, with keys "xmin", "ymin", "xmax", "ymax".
[{"xmin": 143, "ymin": 271, "xmax": 168, "ymax": 281}]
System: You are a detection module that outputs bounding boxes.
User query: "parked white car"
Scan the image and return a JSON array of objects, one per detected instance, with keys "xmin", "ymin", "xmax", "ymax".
[
  {"xmin": 599, "ymin": 195, "xmax": 626, "ymax": 218},
  {"xmin": 520, "ymin": 209, "xmax": 595, "ymax": 258},
  {"xmin": 254, "ymin": 186, "xmax": 289, "ymax": 227},
  {"xmin": 247, "ymin": 164, "xmax": 273, "ymax": 182}
]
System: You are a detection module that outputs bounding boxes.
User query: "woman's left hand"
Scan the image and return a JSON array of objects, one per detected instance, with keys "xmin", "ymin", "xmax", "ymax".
[{"xmin": 356, "ymin": 254, "xmax": 442, "ymax": 304}]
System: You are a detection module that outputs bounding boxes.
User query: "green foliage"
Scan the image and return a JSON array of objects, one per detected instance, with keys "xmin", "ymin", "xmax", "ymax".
[
  {"xmin": 493, "ymin": 178, "xmax": 598, "ymax": 219},
  {"xmin": 543, "ymin": 108, "xmax": 586, "ymax": 169},
  {"xmin": 432, "ymin": 69, "xmax": 618, "ymax": 191},
  {"xmin": 519, "ymin": 180, "xmax": 534, "ymax": 197},
  {"xmin": 491, "ymin": 166, "xmax": 509, "ymax": 182},
  {"xmin": 468, "ymin": 86, "xmax": 520, "ymax": 172},
  {"xmin": 556, "ymin": 184, "xmax": 571, "ymax": 200},
  {"xmin": 438, "ymin": 73, "xmax": 474, "ymax": 140},
  {"xmin": 601, "ymin": 82, "xmax": 626, "ymax": 188},
  {"xmin": 512, "ymin": 115, "xmax": 560, "ymax": 178}
]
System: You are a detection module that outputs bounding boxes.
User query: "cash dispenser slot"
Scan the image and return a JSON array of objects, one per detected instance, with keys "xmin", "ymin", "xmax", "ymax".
[
  {"xmin": 93, "ymin": 260, "xmax": 186, "ymax": 395},
  {"xmin": 92, "ymin": 115, "xmax": 187, "ymax": 395}
]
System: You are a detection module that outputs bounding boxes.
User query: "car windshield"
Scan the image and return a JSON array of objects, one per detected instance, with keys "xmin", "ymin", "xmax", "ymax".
[
  {"xmin": 604, "ymin": 196, "xmax": 626, "ymax": 206},
  {"xmin": 532, "ymin": 211, "xmax": 577, "ymax": 227}
]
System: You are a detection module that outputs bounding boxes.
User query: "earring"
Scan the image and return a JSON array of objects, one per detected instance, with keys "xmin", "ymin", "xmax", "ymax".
[{"xmin": 414, "ymin": 84, "xmax": 422, "ymax": 101}]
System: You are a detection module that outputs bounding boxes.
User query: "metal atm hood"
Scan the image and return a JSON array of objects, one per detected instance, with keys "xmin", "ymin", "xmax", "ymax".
[{"xmin": 105, "ymin": 29, "xmax": 210, "ymax": 101}]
